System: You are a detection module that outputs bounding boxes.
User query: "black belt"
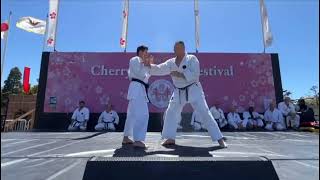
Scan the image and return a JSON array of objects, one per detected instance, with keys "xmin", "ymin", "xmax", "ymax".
[
  {"xmin": 175, "ymin": 83, "xmax": 196, "ymax": 103},
  {"xmin": 72, "ymin": 119, "xmax": 83, "ymax": 127},
  {"xmin": 131, "ymin": 78, "xmax": 150, "ymax": 101},
  {"xmin": 103, "ymin": 118, "xmax": 115, "ymax": 124},
  {"xmin": 102, "ymin": 117, "xmax": 116, "ymax": 129},
  {"xmin": 194, "ymin": 120, "xmax": 202, "ymax": 125},
  {"xmin": 104, "ymin": 122, "xmax": 114, "ymax": 129}
]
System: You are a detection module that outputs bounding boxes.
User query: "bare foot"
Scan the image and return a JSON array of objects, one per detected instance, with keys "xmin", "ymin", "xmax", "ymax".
[
  {"xmin": 218, "ymin": 138, "xmax": 228, "ymax": 148},
  {"xmin": 122, "ymin": 136, "xmax": 134, "ymax": 144},
  {"xmin": 133, "ymin": 141, "xmax": 148, "ymax": 149},
  {"xmin": 161, "ymin": 139, "xmax": 175, "ymax": 146}
]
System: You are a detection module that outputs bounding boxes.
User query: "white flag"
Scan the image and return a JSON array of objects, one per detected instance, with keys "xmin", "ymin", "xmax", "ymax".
[
  {"xmin": 120, "ymin": 0, "xmax": 129, "ymax": 49},
  {"xmin": 46, "ymin": 0, "xmax": 59, "ymax": 47},
  {"xmin": 1, "ymin": 21, "xmax": 9, "ymax": 39},
  {"xmin": 260, "ymin": 0, "xmax": 273, "ymax": 47},
  {"xmin": 16, "ymin": 17, "xmax": 46, "ymax": 35},
  {"xmin": 194, "ymin": 0, "xmax": 200, "ymax": 51}
]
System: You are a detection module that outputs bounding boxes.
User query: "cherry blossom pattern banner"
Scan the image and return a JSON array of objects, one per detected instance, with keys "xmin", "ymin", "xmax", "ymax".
[{"xmin": 44, "ymin": 52, "xmax": 276, "ymax": 113}]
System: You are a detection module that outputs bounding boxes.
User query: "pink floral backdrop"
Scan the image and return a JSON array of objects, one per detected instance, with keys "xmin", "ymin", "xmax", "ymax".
[{"xmin": 44, "ymin": 52, "xmax": 276, "ymax": 113}]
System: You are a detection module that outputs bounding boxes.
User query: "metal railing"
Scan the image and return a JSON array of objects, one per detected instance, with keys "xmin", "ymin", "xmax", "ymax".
[{"xmin": 3, "ymin": 109, "xmax": 35, "ymax": 132}]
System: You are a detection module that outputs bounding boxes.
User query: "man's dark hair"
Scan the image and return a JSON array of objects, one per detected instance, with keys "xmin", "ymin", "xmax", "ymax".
[
  {"xmin": 79, "ymin": 100, "xmax": 85, "ymax": 104},
  {"xmin": 136, "ymin": 45, "xmax": 148, "ymax": 56},
  {"xmin": 298, "ymin": 99, "xmax": 305, "ymax": 104},
  {"xmin": 175, "ymin": 41, "xmax": 185, "ymax": 47}
]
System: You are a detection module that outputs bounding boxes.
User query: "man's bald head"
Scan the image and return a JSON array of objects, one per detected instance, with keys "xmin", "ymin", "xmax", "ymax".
[
  {"xmin": 269, "ymin": 101, "xmax": 276, "ymax": 110},
  {"xmin": 284, "ymin": 97, "xmax": 291, "ymax": 105}
]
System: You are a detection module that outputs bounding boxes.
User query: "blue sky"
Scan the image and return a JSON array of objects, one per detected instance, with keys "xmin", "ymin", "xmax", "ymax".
[{"xmin": 1, "ymin": 0, "xmax": 319, "ymax": 99}]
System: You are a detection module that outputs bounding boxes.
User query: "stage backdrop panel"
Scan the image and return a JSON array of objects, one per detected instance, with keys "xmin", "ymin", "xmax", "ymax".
[{"xmin": 44, "ymin": 52, "xmax": 276, "ymax": 113}]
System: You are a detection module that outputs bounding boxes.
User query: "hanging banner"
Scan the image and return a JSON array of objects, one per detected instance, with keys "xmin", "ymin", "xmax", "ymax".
[{"xmin": 44, "ymin": 52, "xmax": 277, "ymax": 113}]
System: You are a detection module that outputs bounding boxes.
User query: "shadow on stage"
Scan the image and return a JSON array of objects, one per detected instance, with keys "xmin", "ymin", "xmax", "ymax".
[{"xmin": 112, "ymin": 144, "xmax": 223, "ymax": 157}]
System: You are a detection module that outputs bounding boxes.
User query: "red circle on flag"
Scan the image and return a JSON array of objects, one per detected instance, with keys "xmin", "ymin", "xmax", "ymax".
[
  {"xmin": 120, "ymin": 38, "xmax": 126, "ymax": 45},
  {"xmin": 1, "ymin": 23, "xmax": 9, "ymax": 32}
]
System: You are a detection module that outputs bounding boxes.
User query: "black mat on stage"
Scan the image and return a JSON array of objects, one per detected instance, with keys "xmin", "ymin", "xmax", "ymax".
[{"xmin": 83, "ymin": 157, "xmax": 279, "ymax": 180}]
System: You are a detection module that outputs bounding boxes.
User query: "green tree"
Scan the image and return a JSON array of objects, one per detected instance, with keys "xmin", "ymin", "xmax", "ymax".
[
  {"xmin": 1, "ymin": 67, "xmax": 22, "ymax": 111},
  {"xmin": 283, "ymin": 89, "xmax": 292, "ymax": 97},
  {"xmin": 29, "ymin": 84, "xmax": 38, "ymax": 95},
  {"xmin": 310, "ymin": 85, "xmax": 319, "ymax": 106},
  {"xmin": 2, "ymin": 67, "xmax": 22, "ymax": 95}
]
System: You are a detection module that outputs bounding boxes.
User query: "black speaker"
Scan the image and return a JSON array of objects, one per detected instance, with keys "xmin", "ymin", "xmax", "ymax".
[{"xmin": 82, "ymin": 157, "xmax": 279, "ymax": 180}]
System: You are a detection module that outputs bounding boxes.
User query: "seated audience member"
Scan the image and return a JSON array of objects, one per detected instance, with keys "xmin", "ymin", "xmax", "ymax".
[
  {"xmin": 265, "ymin": 102, "xmax": 286, "ymax": 131},
  {"xmin": 227, "ymin": 106, "xmax": 247, "ymax": 130},
  {"xmin": 68, "ymin": 101, "xmax": 90, "ymax": 131},
  {"xmin": 95, "ymin": 103, "xmax": 119, "ymax": 131},
  {"xmin": 191, "ymin": 110, "xmax": 205, "ymax": 131},
  {"xmin": 278, "ymin": 97, "xmax": 300, "ymax": 130},
  {"xmin": 296, "ymin": 99, "xmax": 315, "ymax": 123},
  {"xmin": 243, "ymin": 106, "xmax": 264, "ymax": 129},
  {"xmin": 210, "ymin": 103, "xmax": 228, "ymax": 129}
]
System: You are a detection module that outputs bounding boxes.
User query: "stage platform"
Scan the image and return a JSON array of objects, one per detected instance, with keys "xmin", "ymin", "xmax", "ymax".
[{"xmin": 1, "ymin": 131, "xmax": 319, "ymax": 180}]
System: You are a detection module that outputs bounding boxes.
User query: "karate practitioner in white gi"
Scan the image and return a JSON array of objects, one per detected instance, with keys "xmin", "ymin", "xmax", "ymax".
[
  {"xmin": 209, "ymin": 104, "xmax": 228, "ymax": 129},
  {"xmin": 122, "ymin": 45, "xmax": 151, "ymax": 148},
  {"xmin": 177, "ymin": 116, "xmax": 183, "ymax": 130},
  {"xmin": 68, "ymin": 101, "xmax": 90, "ymax": 131},
  {"xmin": 243, "ymin": 106, "xmax": 264, "ymax": 129},
  {"xmin": 227, "ymin": 106, "xmax": 247, "ymax": 130},
  {"xmin": 163, "ymin": 110, "xmax": 183, "ymax": 130},
  {"xmin": 95, "ymin": 104, "xmax": 119, "ymax": 131},
  {"xmin": 278, "ymin": 97, "xmax": 300, "ymax": 130},
  {"xmin": 149, "ymin": 41, "xmax": 227, "ymax": 148},
  {"xmin": 265, "ymin": 102, "xmax": 286, "ymax": 131},
  {"xmin": 190, "ymin": 110, "xmax": 206, "ymax": 131}
]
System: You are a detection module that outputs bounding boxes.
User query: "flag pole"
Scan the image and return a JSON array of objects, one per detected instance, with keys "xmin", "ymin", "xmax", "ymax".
[
  {"xmin": 1, "ymin": 11, "xmax": 12, "ymax": 80},
  {"xmin": 124, "ymin": 0, "xmax": 129, "ymax": 53},
  {"xmin": 259, "ymin": 0, "xmax": 266, "ymax": 53},
  {"xmin": 42, "ymin": 14, "xmax": 49, "ymax": 52},
  {"xmin": 54, "ymin": 0, "xmax": 60, "ymax": 52},
  {"xmin": 194, "ymin": 0, "xmax": 199, "ymax": 53}
]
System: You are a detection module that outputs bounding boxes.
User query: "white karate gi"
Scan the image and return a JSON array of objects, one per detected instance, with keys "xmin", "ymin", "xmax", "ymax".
[
  {"xmin": 210, "ymin": 106, "xmax": 228, "ymax": 128},
  {"xmin": 264, "ymin": 108, "xmax": 285, "ymax": 131},
  {"xmin": 68, "ymin": 107, "xmax": 90, "ymax": 131},
  {"xmin": 95, "ymin": 110, "xmax": 119, "ymax": 131},
  {"xmin": 164, "ymin": 110, "xmax": 183, "ymax": 130},
  {"xmin": 278, "ymin": 102, "xmax": 300, "ymax": 128},
  {"xmin": 227, "ymin": 112, "xmax": 246, "ymax": 129},
  {"xmin": 190, "ymin": 111, "xmax": 205, "ymax": 131},
  {"xmin": 243, "ymin": 111, "xmax": 264, "ymax": 128},
  {"xmin": 177, "ymin": 116, "xmax": 183, "ymax": 130},
  {"xmin": 150, "ymin": 54, "xmax": 223, "ymax": 141},
  {"xmin": 123, "ymin": 56, "xmax": 150, "ymax": 141}
]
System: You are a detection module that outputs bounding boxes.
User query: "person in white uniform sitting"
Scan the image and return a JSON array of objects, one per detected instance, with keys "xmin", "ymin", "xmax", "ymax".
[
  {"xmin": 95, "ymin": 103, "xmax": 119, "ymax": 131},
  {"xmin": 190, "ymin": 110, "xmax": 205, "ymax": 131},
  {"xmin": 243, "ymin": 106, "xmax": 264, "ymax": 129},
  {"xmin": 209, "ymin": 103, "xmax": 228, "ymax": 129},
  {"xmin": 68, "ymin": 101, "xmax": 90, "ymax": 131},
  {"xmin": 278, "ymin": 97, "xmax": 300, "ymax": 130},
  {"xmin": 265, "ymin": 102, "xmax": 285, "ymax": 131},
  {"xmin": 227, "ymin": 106, "xmax": 247, "ymax": 130}
]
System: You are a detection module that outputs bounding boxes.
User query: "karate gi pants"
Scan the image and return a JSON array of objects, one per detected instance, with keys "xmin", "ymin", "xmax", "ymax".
[
  {"xmin": 162, "ymin": 83, "xmax": 223, "ymax": 141},
  {"xmin": 123, "ymin": 99, "xmax": 149, "ymax": 141}
]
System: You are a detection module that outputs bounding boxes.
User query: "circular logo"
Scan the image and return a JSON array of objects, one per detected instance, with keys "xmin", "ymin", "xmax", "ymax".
[{"xmin": 148, "ymin": 79, "xmax": 174, "ymax": 109}]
